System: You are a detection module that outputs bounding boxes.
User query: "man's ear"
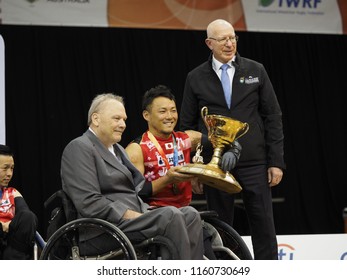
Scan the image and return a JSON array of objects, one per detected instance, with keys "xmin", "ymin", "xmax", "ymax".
[
  {"xmin": 205, "ymin": 38, "xmax": 213, "ymax": 50},
  {"xmin": 91, "ymin": 112, "xmax": 99, "ymax": 126},
  {"xmin": 143, "ymin": 110, "xmax": 150, "ymax": 121}
]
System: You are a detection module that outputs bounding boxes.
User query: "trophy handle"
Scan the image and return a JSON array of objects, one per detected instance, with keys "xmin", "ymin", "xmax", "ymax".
[
  {"xmin": 201, "ymin": 106, "xmax": 208, "ymax": 119},
  {"xmin": 201, "ymin": 106, "xmax": 209, "ymax": 131},
  {"xmin": 235, "ymin": 122, "xmax": 249, "ymax": 140}
]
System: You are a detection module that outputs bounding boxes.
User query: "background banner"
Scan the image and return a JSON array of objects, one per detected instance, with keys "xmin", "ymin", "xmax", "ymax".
[
  {"xmin": 242, "ymin": 234, "xmax": 347, "ymax": 260},
  {"xmin": 0, "ymin": 0, "xmax": 108, "ymax": 27},
  {"xmin": 243, "ymin": 0, "xmax": 344, "ymax": 34},
  {"xmin": 0, "ymin": 0, "xmax": 346, "ymax": 34}
]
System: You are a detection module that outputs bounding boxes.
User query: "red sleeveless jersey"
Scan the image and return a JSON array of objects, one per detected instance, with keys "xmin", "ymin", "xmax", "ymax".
[
  {"xmin": 0, "ymin": 187, "xmax": 17, "ymax": 222},
  {"xmin": 140, "ymin": 131, "xmax": 192, "ymax": 207}
]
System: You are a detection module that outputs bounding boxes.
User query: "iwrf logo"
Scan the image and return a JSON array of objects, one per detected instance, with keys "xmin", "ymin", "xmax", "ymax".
[
  {"xmin": 259, "ymin": 0, "xmax": 322, "ymax": 8},
  {"xmin": 278, "ymin": 243, "xmax": 295, "ymax": 260}
]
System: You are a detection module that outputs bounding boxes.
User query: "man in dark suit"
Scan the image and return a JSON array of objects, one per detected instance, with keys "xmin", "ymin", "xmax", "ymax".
[
  {"xmin": 61, "ymin": 93, "xmax": 204, "ymax": 259},
  {"xmin": 180, "ymin": 19, "xmax": 285, "ymax": 260}
]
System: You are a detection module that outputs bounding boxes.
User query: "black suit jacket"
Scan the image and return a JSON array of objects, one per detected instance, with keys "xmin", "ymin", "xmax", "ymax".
[{"xmin": 180, "ymin": 53, "xmax": 285, "ymax": 169}]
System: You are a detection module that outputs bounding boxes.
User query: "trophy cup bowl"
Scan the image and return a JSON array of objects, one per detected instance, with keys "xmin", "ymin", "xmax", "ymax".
[{"xmin": 177, "ymin": 107, "xmax": 249, "ymax": 194}]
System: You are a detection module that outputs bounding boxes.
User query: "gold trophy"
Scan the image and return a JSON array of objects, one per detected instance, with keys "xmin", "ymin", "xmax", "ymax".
[{"xmin": 178, "ymin": 107, "xmax": 249, "ymax": 194}]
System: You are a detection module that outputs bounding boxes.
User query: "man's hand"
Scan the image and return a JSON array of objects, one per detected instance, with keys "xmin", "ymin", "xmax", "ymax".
[
  {"xmin": 150, "ymin": 166, "xmax": 195, "ymax": 195},
  {"xmin": 220, "ymin": 140, "xmax": 242, "ymax": 172},
  {"xmin": 167, "ymin": 166, "xmax": 195, "ymax": 183},
  {"xmin": 1, "ymin": 221, "xmax": 10, "ymax": 233},
  {"xmin": 122, "ymin": 209, "xmax": 142, "ymax": 220},
  {"xmin": 268, "ymin": 167, "xmax": 283, "ymax": 187},
  {"xmin": 191, "ymin": 177, "xmax": 204, "ymax": 194}
]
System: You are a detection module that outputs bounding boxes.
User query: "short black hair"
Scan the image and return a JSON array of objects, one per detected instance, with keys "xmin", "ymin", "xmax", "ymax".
[
  {"xmin": 142, "ymin": 85, "xmax": 176, "ymax": 111},
  {"xmin": 0, "ymin": 144, "xmax": 13, "ymax": 156}
]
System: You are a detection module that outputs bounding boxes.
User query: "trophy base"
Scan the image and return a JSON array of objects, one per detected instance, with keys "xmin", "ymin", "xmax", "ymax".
[{"xmin": 177, "ymin": 163, "xmax": 242, "ymax": 194}]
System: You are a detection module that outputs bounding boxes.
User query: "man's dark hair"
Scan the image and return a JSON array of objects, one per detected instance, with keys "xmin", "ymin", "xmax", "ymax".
[
  {"xmin": 142, "ymin": 85, "xmax": 176, "ymax": 111},
  {"xmin": 0, "ymin": 144, "xmax": 13, "ymax": 156}
]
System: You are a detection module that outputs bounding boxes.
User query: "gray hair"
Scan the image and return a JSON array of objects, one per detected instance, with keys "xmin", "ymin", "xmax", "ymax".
[{"xmin": 87, "ymin": 93, "xmax": 124, "ymax": 126}]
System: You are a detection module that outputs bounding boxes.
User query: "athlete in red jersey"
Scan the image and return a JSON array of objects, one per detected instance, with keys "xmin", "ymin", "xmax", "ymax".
[
  {"xmin": 126, "ymin": 85, "xmax": 241, "ymax": 208},
  {"xmin": 0, "ymin": 144, "xmax": 37, "ymax": 259},
  {"xmin": 133, "ymin": 130, "xmax": 193, "ymax": 207},
  {"xmin": 126, "ymin": 85, "xmax": 241, "ymax": 259},
  {"xmin": 0, "ymin": 187, "xmax": 17, "ymax": 223}
]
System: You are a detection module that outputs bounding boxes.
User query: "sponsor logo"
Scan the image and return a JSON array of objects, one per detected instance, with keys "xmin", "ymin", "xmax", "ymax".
[
  {"xmin": 278, "ymin": 243, "xmax": 295, "ymax": 260},
  {"xmin": 257, "ymin": 0, "xmax": 323, "ymax": 15},
  {"xmin": 278, "ymin": 0, "xmax": 322, "ymax": 9},
  {"xmin": 259, "ymin": 0, "xmax": 322, "ymax": 9}
]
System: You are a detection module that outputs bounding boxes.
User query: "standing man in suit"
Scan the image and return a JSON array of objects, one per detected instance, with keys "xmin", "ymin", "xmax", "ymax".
[
  {"xmin": 61, "ymin": 93, "xmax": 204, "ymax": 259},
  {"xmin": 180, "ymin": 19, "xmax": 285, "ymax": 260}
]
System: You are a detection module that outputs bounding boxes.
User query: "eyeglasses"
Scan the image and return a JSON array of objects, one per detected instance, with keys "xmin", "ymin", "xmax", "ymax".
[{"xmin": 208, "ymin": 35, "xmax": 239, "ymax": 44}]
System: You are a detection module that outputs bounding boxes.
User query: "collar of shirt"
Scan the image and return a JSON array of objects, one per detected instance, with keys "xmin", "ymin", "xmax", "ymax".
[
  {"xmin": 212, "ymin": 57, "xmax": 236, "ymax": 84},
  {"xmin": 88, "ymin": 127, "xmax": 118, "ymax": 159},
  {"xmin": 212, "ymin": 56, "xmax": 236, "ymax": 74},
  {"xmin": 108, "ymin": 146, "xmax": 116, "ymax": 157},
  {"xmin": 89, "ymin": 127, "xmax": 96, "ymax": 136}
]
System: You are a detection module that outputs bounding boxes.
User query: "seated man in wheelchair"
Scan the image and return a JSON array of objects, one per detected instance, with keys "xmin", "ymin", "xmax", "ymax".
[
  {"xmin": 60, "ymin": 93, "xmax": 204, "ymax": 259},
  {"xmin": 0, "ymin": 144, "xmax": 38, "ymax": 259},
  {"xmin": 125, "ymin": 85, "xmax": 242, "ymax": 259}
]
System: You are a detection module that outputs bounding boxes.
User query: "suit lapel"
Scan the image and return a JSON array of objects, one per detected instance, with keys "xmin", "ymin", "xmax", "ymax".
[
  {"xmin": 84, "ymin": 130, "xmax": 135, "ymax": 185},
  {"xmin": 115, "ymin": 145, "xmax": 145, "ymax": 189}
]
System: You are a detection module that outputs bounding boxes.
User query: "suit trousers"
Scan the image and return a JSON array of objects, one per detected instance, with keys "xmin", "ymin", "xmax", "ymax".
[
  {"xmin": 205, "ymin": 164, "xmax": 278, "ymax": 260},
  {"xmin": 80, "ymin": 206, "xmax": 204, "ymax": 260},
  {"xmin": 1, "ymin": 210, "xmax": 38, "ymax": 259}
]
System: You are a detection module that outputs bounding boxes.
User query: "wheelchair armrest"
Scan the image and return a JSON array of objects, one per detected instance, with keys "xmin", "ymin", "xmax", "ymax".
[
  {"xmin": 44, "ymin": 189, "xmax": 77, "ymax": 223},
  {"xmin": 44, "ymin": 189, "xmax": 69, "ymax": 209},
  {"xmin": 44, "ymin": 191, "xmax": 60, "ymax": 209},
  {"xmin": 199, "ymin": 210, "xmax": 219, "ymax": 220}
]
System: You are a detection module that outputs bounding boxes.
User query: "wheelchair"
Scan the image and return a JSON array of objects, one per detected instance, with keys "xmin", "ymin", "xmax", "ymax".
[{"xmin": 38, "ymin": 190, "xmax": 252, "ymax": 260}]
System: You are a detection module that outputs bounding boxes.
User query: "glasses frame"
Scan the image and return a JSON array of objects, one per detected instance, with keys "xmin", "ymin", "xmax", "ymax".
[{"xmin": 208, "ymin": 35, "xmax": 239, "ymax": 44}]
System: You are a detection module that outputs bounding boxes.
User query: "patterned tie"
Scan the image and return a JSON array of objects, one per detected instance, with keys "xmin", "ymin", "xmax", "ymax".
[{"xmin": 220, "ymin": 64, "xmax": 231, "ymax": 108}]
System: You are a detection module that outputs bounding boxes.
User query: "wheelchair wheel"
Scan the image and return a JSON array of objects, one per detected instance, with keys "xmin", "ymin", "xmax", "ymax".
[
  {"xmin": 40, "ymin": 218, "xmax": 137, "ymax": 260},
  {"xmin": 204, "ymin": 217, "xmax": 253, "ymax": 260}
]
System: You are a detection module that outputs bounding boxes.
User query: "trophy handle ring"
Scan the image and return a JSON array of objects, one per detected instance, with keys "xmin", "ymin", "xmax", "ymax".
[
  {"xmin": 201, "ymin": 106, "xmax": 208, "ymax": 119},
  {"xmin": 235, "ymin": 123, "xmax": 250, "ymax": 140}
]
